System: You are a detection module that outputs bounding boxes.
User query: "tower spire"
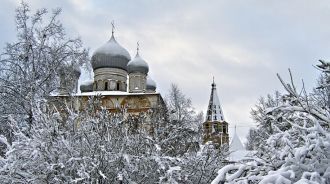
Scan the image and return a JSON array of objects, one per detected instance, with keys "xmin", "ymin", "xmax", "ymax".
[
  {"xmin": 206, "ymin": 78, "xmax": 225, "ymax": 122},
  {"xmin": 203, "ymin": 78, "xmax": 229, "ymax": 146}
]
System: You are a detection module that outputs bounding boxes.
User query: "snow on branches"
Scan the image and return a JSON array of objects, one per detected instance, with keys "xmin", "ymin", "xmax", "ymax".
[{"xmin": 212, "ymin": 64, "xmax": 330, "ymax": 184}]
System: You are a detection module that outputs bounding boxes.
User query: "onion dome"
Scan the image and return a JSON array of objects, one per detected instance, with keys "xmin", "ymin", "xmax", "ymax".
[
  {"xmin": 127, "ymin": 52, "xmax": 149, "ymax": 74},
  {"xmin": 146, "ymin": 76, "xmax": 157, "ymax": 91},
  {"xmin": 80, "ymin": 80, "xmax": 94, "ymax": 92},
  {"xmin": 91, "ymin": 34, "xmax": 131, "ymax": 71}
]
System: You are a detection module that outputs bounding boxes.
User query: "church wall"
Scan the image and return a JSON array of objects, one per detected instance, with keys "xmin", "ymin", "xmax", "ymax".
[
  {"xmin": 129, "ymin": 73, "xmax": 147, "ymax": 93},
  {"xmin": 93, "ymin": 68, "xmax": 127, "ymax": 91},
  {"xmin": 47, "ymin": 93, "xmax": 166, "ymax": 137}
]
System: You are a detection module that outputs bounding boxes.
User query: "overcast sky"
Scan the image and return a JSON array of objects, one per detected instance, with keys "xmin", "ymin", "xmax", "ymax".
[{"xmin": 1, "ymin": 0, "xmax": 329, "ymax": 142}]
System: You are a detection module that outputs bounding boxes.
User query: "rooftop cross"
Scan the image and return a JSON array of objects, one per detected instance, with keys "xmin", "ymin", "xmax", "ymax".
[{"xmin": 111, "ymin": 20, "xmax": 115, "ymax": 36}]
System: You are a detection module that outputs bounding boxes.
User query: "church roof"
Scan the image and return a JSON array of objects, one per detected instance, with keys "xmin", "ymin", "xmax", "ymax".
[
  {"xmin": 206, "ymin": 79, "xmax": 225, "ymax": 122},
  {"xmin": 127, "ymin": 52, "xmax": 149, "ymax": 74},
  {"xmin": 229, "ymin": 128, "xmax": 253, "ymax": 162},
  {"xmin": 91, "ymin": 34, "xmax": 131, "ymax": 71},
  {"xmin": 146, "ymin": 76, "xmax": 157, "ymax": 91},
  {"xmin": 229, "ymin": 128, "xmax": 245, "ymax": 152}
]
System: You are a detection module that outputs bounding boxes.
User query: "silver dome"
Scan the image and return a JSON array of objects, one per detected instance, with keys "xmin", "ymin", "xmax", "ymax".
[
  {"xmin": 127, "ymin": 53, "xmax": 149, "ymax": 74},
  {"xmin": 146, "ymin": 76, "xmax": 156, "ymax": 91},
  {"xmin": 80, "ymin": 80, "xmax": 94, "ymax": 92},
  {"xmin": 91, "ymin": 35, "xmax": 131, "ymax": 71}
]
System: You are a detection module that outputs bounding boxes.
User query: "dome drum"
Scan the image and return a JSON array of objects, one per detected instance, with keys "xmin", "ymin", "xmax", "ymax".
[{"xmin": 94, "ymin": 79, "xmax": 127, "ymax": 92}]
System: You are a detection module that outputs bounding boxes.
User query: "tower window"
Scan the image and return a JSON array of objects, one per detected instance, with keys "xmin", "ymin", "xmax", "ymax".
[{"xmin": 214, "ymin": 124, "xmax": 220, "ymax": 133}]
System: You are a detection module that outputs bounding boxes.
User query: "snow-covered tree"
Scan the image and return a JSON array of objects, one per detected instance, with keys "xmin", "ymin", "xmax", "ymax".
[
  {"xmin": 212, "ymin": 65, "xmax": 330, "ymax": 184},
  {"xmin": 0, "ymin": 2, "xmax": 88, "ymax": 126},
  {"xmin": 0, "ymin": 97, "xmax": 227, "ymax": 183}
]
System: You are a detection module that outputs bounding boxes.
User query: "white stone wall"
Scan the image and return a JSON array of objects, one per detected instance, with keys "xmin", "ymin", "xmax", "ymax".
[{"xmin": 128, "ymin": 73, "xmax": 147, "ymax": 93}]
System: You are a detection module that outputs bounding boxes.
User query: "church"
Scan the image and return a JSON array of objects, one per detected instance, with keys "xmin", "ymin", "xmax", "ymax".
[
  {"xmin": 50, "ymin": 25, "xmax": 166, "ymax": 127},
  {"xmin": 51, "ymin": 24, "xmax": 232, "ymax": 147}
]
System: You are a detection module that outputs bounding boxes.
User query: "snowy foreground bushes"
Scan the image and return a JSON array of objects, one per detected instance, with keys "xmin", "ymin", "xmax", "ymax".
[
  {"xmin": 0, "ymin": 99, "xmax": 227, "ymax": 183},
  {"xmin": 212, "ymin": 65, "xmax": 330, "ymax": 184}
]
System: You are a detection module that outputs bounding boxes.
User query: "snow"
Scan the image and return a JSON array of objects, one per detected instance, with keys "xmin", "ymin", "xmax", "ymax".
[
  {"xmin": 206, "ymin": 82, "xmax": 225, "ymax": 121},
  {"xmin": 147, "ymin": 76, "xmax": 157, "ymax": 88},
  {"xmin": 80, "ymin": 80, "xmax": 94, "ymax": 86},
  {"xmin": 211, "ymin": 165, "xmax": 239, "ymax": 184},
  {"xmin": 75, "ymin": 91, "xmax": 159, "ymax": 96},
  {"xmin": 99, "ymin": 170, "xmax": 107, "ymax": 179},
  {"xmin": 228, "ymin": 129, "xmax": 252, "ymax": 161},
  {"xmin": 93, "ymin": 35, "xmax": 131, "ymax": 60},
  {"xmin": 167, "ymin": 166, "xmax": 181, "ymax": 174},
  {"xmin": 229, "ymin": 131, "xmax": 244, "ymax": 152},
  {"xmin": 127, "ymin": 53, "xmax": 149, "ymax": 69}
]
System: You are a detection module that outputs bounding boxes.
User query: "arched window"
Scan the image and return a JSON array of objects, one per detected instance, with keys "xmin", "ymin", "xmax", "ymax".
[
  {"xmin": 116, "ymin": 82, "xmax": 120, "ymax": 90},
  {"xmin": 104, "ymin": 81, "xmax": 108, "ymax": 90}
]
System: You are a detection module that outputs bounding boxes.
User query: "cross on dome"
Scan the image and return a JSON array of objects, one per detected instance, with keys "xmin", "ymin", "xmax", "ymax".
[
  {"xmin": 137, "ymin": 41, "xmax": 140, "ymax": 55},
  {"xmin": 111, "ymin": 20, "xmax": 115, "ymax": 36}
]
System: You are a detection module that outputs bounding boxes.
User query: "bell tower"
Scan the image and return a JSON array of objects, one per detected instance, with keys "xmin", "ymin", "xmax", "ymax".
[{"xmin": 203, "ymin": 78, "xmax": 229, "ymax": 146}]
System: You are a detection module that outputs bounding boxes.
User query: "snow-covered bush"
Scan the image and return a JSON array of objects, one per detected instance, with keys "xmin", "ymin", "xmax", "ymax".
[
  {"xmin": 212, "ymin": 65, "xmax": 330, "ymax": 183},
  {"xmin": 0, "ymin": 98, "xmax": 226, "ymax": 183}
]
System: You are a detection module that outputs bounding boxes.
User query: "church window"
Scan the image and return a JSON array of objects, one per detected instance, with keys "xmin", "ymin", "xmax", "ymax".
[
  {"xmin": 104, "ymin": 81, "xmax": 108, "ymax": 90},
  {"xmin": 116, "ymin": 82, "xmax": 120, "ymax": 90}
]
